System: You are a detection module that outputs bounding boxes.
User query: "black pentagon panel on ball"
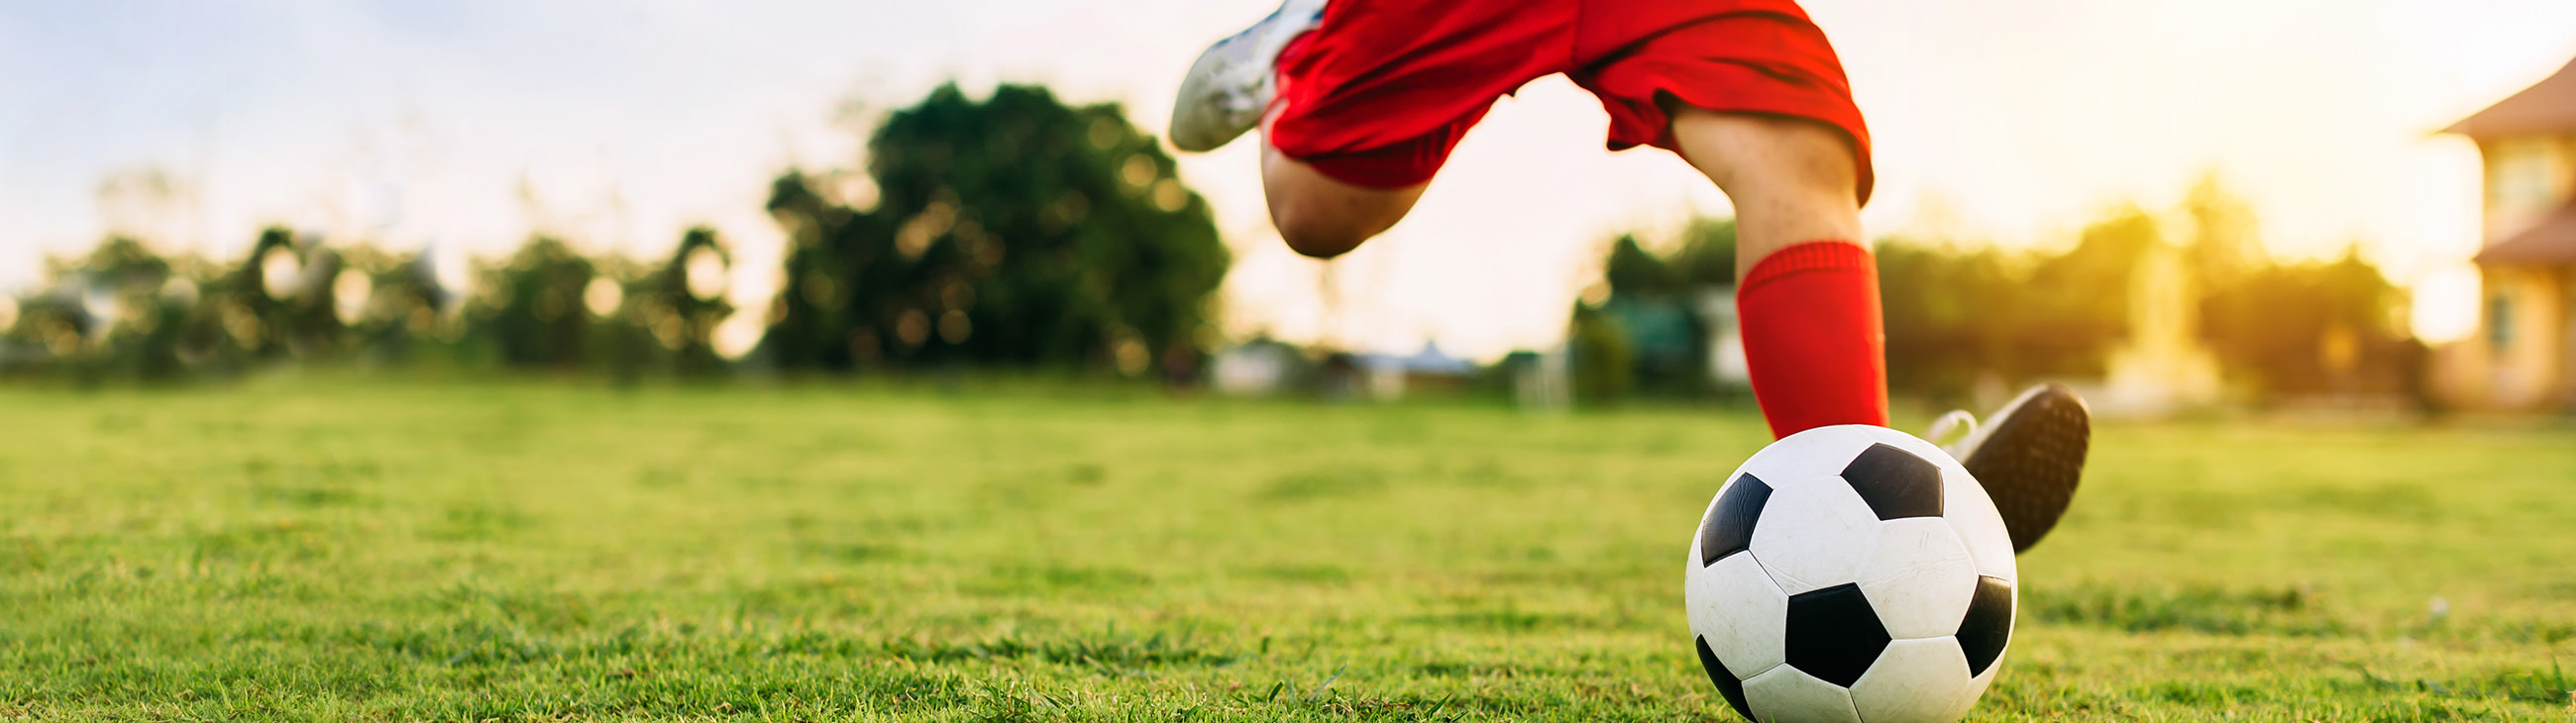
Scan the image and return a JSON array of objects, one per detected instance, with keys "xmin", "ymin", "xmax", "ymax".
[
  {"xmin": 1695, "ymin": 636, "xmax": 1757, "ymax": 721},
  {"xmin": 1958, "ymin": 575, "xmax": 2014, "ymax": 676},
  {"xmin": 1699, "ymin": 473, "xmax": 1772, "ymax": 567},
  {"xmin": 1783, "ymin": 582, "xmax": 1891, "ymax": 687},
  {"xmin": 1840, "ymin": 443, "xmax": 1945, "ymax": 520}
]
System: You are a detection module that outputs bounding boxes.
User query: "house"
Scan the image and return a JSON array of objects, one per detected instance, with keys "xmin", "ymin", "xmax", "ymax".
[
  {"xmin": 2435, "ymin": 52, "xmax": 2576, "ymax": 412},
  {"xmin": 1694, "ymin": 285, "xmax": 1750, "ymax": 387},
  {"xmin": 1499, "ymin": 348, "xmax": 1571, "ymax": 411},
  {"xmin": 1357, "ymin": 342, "xmax": 1478, "ymax": 400},
  {"xmin": 1212, "ymin": 337, "xmax": 1303, "ymax": 396}
]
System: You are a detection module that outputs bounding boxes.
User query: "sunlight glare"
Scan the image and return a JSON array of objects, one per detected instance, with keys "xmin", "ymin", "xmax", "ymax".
[{"xmin": 2410, "ymin": 263, "xmax": 2482, "ymax": 345}]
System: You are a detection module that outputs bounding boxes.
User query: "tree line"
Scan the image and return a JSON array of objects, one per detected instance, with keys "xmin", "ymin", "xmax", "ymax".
[
  {"xmin": 5, "ymin": 79, "xmax": 2417, "ymax": 404},
  {"xmin": 0, "ymin": 84, "xmax": 1232, "ymax": 385},
  {"xmin": 1571, "ymin": 177, "xmax": 2424, "ymax": 408}
]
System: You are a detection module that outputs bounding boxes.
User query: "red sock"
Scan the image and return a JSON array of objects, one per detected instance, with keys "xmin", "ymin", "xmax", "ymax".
[{"xmin": 1738, "ymin": 241, "xmax": 1889, "ymax": 438}]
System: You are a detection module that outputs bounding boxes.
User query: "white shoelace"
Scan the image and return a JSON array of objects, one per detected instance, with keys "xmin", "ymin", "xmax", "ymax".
[{"xmin": 1926, "ymin": 409, "xmax": 1979, "ymax": 450}]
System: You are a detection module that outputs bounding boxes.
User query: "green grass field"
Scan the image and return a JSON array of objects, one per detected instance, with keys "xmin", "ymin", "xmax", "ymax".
[{"xmin": 2, "ymin": 379, "xmax": 2571, "ymax": 721}]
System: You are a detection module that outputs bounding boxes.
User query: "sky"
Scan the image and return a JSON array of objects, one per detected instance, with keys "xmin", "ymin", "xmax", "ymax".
[{"xmin": 4, "ymin": 1, "xmax": 2575, "ymax": 359}]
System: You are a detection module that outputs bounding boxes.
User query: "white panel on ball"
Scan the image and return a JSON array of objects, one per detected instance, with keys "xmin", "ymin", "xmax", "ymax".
[
  {"xmin": 1739, "ymin": 425, "xmax": 1882, "ymax": 485},
  {"xmin": 1686, "ymin": 552, "xmax": 1791, "ymax": 676},
  {"xmin": 1952, "ymin": 658, "xmax": 2000, "ymax": 723},
  {"xmin": 1938, "ymin": 465, "xmax": 2016, "ymax": 582},
  {"xmin": 1747, "ymin": 475, "xmax": 1883, "ymax": 595},
  {"xmin": 1848, "ymin": 637, "xmax": 1977, "ymax": 723},
  {"xmin": 1854, "ymin": 519, "xmax": 1980, "ymax": 640},
  {"xmin": 1743, "ymin": 664, "xmax": 1865, "ymax": 723}
]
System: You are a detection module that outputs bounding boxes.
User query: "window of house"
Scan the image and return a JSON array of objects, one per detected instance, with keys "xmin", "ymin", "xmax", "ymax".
[
  {"xmin": 2489, "ymin": 293, "xmax": 2516, "ymax": 351},
  {"xmin": 2490, "ymin": 137, "xmax": 2570, "ymax": 222}
]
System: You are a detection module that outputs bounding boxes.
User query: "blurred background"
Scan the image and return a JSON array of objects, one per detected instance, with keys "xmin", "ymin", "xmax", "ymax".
[{"xmin": 5, "ymin": 0, "xmax": 2576, "ymax": 419}]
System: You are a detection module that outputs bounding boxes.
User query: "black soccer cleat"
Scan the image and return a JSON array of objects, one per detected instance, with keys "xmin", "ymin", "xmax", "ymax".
[{"xmin": 1933, "ymin": 383, "xmax": 2091, "ymax": 554}]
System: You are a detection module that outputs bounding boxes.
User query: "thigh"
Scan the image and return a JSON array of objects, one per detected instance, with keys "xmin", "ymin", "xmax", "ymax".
[
  {"xmin": 1258, "ymin": 140, "xmax": 1429, "ymax": 258},
  {"xmin": 1567, "ymin": 2, "xmax": 1874, "ymax": 205},
  {"xmin": 1667, "ymin": 108, "xmax": 1863, "ymax": 281},
  {"xmin": 1266, "ymin": 0, "xmax": 1572, "ymax": 188}
]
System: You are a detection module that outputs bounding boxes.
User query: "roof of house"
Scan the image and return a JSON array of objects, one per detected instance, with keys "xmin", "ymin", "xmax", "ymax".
[
  {"xmin": 1359, "ymin": 343, "xmax": 1477, "ymax": 375},
  {"xmin": 2446, "ymin": 55, "xmax": 2576, "ymax": 139},
  {"xmin": 2478, "ymin": 202, "xmax": 2576, "ymax": 264}
]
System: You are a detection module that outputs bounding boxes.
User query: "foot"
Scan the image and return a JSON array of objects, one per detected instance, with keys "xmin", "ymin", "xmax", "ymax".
[
  {"xmin": 1168, "ymin": 0, "xmax": 1327, "ymax": 153},
  {"xmin": 1929, "ymin": 383, "xmax": 2092, "ymax": 554}
]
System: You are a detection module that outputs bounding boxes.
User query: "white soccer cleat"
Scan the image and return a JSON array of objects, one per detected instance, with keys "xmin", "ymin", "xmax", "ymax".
[
  {"xmin": 1928, "ymin": 383, "xmax": 2092, "ymax": 554},
  {"xmin": 1167, "ymin": 0, "xmax": 1328, "ymax": 153}
]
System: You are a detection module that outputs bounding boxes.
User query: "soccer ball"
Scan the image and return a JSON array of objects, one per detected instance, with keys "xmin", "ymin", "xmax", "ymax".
[{"xmin": 1685, "ymin": 425, "xmax": 2017, "ymax": 723}]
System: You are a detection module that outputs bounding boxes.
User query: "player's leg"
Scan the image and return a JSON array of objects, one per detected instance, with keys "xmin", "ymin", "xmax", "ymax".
[
  {"xmin": 1173, "ymin": 0, "xmax": 1558, "ymax": 258},
  {"xmin": 1667, "ymin": 108, "xmax": 1885, "ymax": 438},
  {"xmin": 1667, "ymin": 111, "xmax": 1863, "ymax": 282},
  {"xmin": 1165, "ymin": 0, "xmax": 1430, "ymax": 259},
  {"xmin": 1667, "ymin": 109, "xmax": 2088, "ymax": 553},
  {"xmin": 1568, "ymin": 0, "xmax": 2095, "ymax": 550},
  {"xmin": 1258, "ymin": 138, "xmax": 1426, "ymax": 259}
]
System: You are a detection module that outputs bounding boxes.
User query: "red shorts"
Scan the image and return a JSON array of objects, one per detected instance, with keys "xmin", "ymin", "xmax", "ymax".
[{"xmin": 1267, "ymin": 0, "xmax": 1872, "ymax": 202}]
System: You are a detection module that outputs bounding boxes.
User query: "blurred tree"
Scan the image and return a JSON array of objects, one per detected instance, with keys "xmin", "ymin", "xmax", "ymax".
[
  {"xmin": 1602, "ymin": 235, "xmax": 1688, "ymax": 299},
  {"xmin": 1567, "ymin": 304, "xmax": 1635, "ymax": 406},
  {"xmin": 275, "ymin": 247, "xmax": 348, "ymax": 358},
  {"xmin": 1582, "ymin": 221, "xmax": 1742, "ymax": 397},
  {"xmin": 1877, "ymin": 240, "xmax": 2016, "ymax": 403},
  {"xmin": 764, "ymin": 83, "xmax": 1231, "ymax": 375},
  {"xmin": 1599, "ymin": 220, "xmax": 1740, "ymax": 297},
  {"xmin": 210, "ymin": 227, "xmax": 307, "ymax": 359},
  {"xmin": 340, "ymin": 246, "xmax": 456, "ymax": 365},
  {"xmin": 0, "ymin": 236, "xmax": 243, "ymax": 383},
  {"xmin": 2202, "ymin": 245, "xmax": 2414, "ymax": 398},
  {"xmin": 764, "ymin": 171, "xmax": 885, "ymax": 370},
  {"xmin": 2182, "ymin": 174, "xmax": 2260, "ymax": 293},
  {"xmin": 2168, "ymin": 178, "xmax": 2418, "ymax": 400},
  {"xmin": 2015, "ymin": 207, "xmax": 2160, "ymax": 378},
  {"xmin": 1670, "ymin": 217, "xmax": 1741, "ymax": 287},
  {"xmin": 1595, "ymin": 235, "xmax": 1705, "ymax": 394},
  {"xmin": 59, "ymin": 237, "xmax": 183, "ymax": 380},
  {"xmin": 580, "ymin": 255, "xmax": 654, "ymax": 386},
  {"xmin": 474, "ymin": 237, "xmax": 595, "ymax": 369},
  {"xmin": 637, "ymin": 227, "xmax": 734, "ymax": 376}
]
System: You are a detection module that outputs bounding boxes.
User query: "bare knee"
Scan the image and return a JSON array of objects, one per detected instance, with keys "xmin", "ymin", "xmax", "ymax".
[
  {"xmin": 1260, "ymin": 142, "xmax": 1428, "ymax": 259},
  {"xmin": 1669, "ymin": 110, "xmax": 1860, "ymax": 205},
  {"xmin": 1271, "ymin": 204, "xmax": 1371, "ymax": 259}
]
